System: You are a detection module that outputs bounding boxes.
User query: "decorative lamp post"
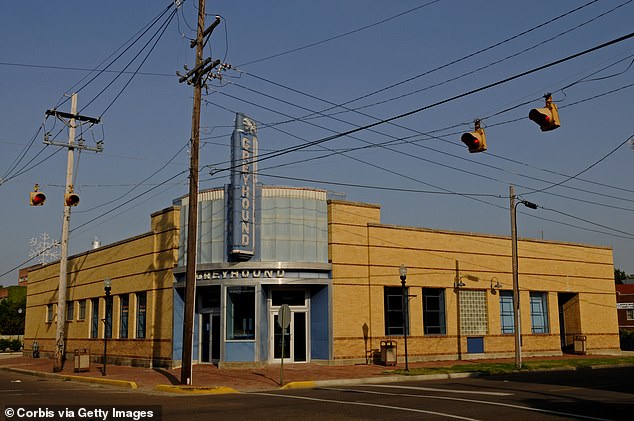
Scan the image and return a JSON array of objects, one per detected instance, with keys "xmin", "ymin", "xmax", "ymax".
[
  {"xmin": 102, "ymin": 277, "xmax": 112, "ymax": 376},
  {"xmin": 399, "ymin": 264, "xmax": 409, "ymax": 372}
]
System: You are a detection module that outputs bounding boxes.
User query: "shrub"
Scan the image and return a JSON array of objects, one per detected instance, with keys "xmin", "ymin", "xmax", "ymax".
[{"xmin": 620, "ymin": 329, "xmax": 634, "ymax": 351}]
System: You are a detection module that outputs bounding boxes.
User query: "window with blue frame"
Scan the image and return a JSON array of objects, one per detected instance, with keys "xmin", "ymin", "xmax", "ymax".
[
  {"xmin": 105, "ymin": 295, "xmax": 113, "ymax": 339},
  {"xmin": 499, "ymin": 290, "xmax": 515, "ymax": 334},
  {"xmin": 530, "ymin": 292, "xmax": 549, "ymax": 333},
  {"xmin": 119, "ymin": 294, "xmax": 129, "ymax": 339},
  {"xmin": 91, "ymin": 298, "xmax": 99, "ymax": 339},
  {"xmin": 136, "ymin": 292, "xmax": 146, "ymax": 339},
  {"xmin": 423, "ymin": 288, "xmax": 446, "ymax": 335},
  {"xmin": 226, "ymin": 286, "xmax": 255, "ymax": 340},
  {"xmin": 384, "ymin": 287, "xmax": 408, "ymax": 336}
]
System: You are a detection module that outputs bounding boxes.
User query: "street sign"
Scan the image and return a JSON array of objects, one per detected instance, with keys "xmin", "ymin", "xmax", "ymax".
[
  {"xmin": 278, "ymin": 304, "xmax": 291, "ymax": 329},
  {"xmin": 277, "ymin": 304, "xmax": 291, "ymax": 387},
  {"xmin": 617, "ymin": 302, "xmax": 634, "ymax": 310}
]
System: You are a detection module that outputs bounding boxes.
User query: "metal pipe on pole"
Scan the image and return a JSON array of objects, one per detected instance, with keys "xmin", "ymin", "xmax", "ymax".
[{"xmin": 510, "ymin": 185, "xmax": 522, "ymax": 369}]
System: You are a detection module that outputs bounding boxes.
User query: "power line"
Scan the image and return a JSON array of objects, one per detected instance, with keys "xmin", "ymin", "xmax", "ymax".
[{"xmin": 237, "ymin": 0, "xmax": 443, "ymax": 67}]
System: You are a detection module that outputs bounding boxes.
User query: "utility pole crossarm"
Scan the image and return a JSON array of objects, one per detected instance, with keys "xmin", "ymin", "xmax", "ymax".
[{"xmin": 45, "ymin": 109, "xmax": 101, "ymax": 125}]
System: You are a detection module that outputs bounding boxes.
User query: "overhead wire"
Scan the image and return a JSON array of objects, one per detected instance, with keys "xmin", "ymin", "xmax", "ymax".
[
  {"xmin": 20, "ymin": 28, "xmax": 634, "ymax": 259},
  {"xmin": 57, "ymin": 2, "xmax": 177, "ymax": 111},
  {"xmin": 219, "ymin": 62, "xmax": 634, "ymax": 211},
  {"xmin": 81, "ymin": 6, "xmax": 179, "ymax": 116},
  {"xmin": 522, "ymin": 133, "xmax": 634, "ymax": 196},
  {"xmin": 272, "ymin": 0, "xmax": 607, "ymax": 122},
  {"xmin": 237, "ymin": 0, "xmax": 443, "ymax": 67}
]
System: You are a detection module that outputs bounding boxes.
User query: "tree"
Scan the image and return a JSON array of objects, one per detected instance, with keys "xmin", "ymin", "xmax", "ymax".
[
  {"xmin": 615, "ymin": 269, "xmax": 628, "ymax": 284},
  {"xmin": 0, "ymin": 287, "xmax": 26, "ymax": 335}
]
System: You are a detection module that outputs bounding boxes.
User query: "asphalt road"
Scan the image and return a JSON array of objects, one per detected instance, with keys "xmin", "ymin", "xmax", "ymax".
[{"xmin": 1, "ymin": 366, "xmax": 632, "ymax": 420}]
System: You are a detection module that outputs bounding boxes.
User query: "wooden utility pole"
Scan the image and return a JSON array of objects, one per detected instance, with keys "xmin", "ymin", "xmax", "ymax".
[
  {"xmin": 45, "ymin": 93, "xmax": 101, "ymax": 372},
  {"xmin": 178, "ymin": 0, "xmax": 221, "ymax": 384},
  {"xmin": 180, "ymin": 0, "xmax": 224, "ymax": 385}
]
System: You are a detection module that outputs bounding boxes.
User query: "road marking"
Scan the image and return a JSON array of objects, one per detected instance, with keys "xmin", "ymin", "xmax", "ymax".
[
  {"xmin": 361, "ymin": 384, "xmax": 512, "ymax": 396},
  {"xmin": 252, "ymin": 392, "xmax": 480, "ymax": 420},
  {"xmin": 323, "ymin": 387, "xmax": 614, "ymax": 421}
]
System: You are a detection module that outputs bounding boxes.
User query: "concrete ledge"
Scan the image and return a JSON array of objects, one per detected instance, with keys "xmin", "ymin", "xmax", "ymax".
[
  {"xmin": 1, "ymin": 367, "xmax": 137, "ymax": 389},
  {"xmin": 282, "ymin": 372, "xmax": 480, "ymax": 390},
  {"xmin": 154, "ymin": 384, "xmax": 239, "ymax": 394}
]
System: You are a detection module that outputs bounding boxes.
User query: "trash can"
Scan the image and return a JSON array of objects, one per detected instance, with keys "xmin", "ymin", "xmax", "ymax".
[
  {"xmin": 74, "ymin": 349, "xmax": 90, "ymax": 372},
  {"xmin": 573, "ymin": 335, "xmax": 587, "ymax": 355},
  {"xmin": 380, "ymin": 340, "xmax": 397, "ymax": 366}
]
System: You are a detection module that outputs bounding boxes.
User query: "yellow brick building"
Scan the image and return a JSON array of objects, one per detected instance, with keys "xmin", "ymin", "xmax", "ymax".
[
  {"xmin": 24, "ymin": 207, "xmax": 179, "ymax": 367},
  {"xmin": 328, "ymin": 200, "xmax": 620, "ymax": 364},
  {"xmin": 23, "ymin": 197, "xmax": 620, "ymax": 369},
  {"xmin": 22, "ymin": 112, "xmax": 621, "ymax": 369}
]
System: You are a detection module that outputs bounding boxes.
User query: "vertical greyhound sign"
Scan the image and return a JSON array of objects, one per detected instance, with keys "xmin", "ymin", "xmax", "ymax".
[{"xmin": 229, "ymin": 113, "xmax": 257, "ymax": 258}]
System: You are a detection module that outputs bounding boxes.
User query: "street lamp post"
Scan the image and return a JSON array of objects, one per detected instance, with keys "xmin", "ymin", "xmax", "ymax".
[
  {"xmin": 399, "ymin": 264, "xmax": 409, "ymax": 372},
  {"xmin": 510, "ymin": 185, "xmax": 538, "ymax": 370},
  {"xmin": 102, "ymin": 277, "xmax": 112, "ymax": 376}
]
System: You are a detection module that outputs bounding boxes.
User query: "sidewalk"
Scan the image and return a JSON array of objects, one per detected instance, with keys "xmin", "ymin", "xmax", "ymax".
[{"xmin": 0, "ymin": 353, "xmax": 628, "ymax": 394}]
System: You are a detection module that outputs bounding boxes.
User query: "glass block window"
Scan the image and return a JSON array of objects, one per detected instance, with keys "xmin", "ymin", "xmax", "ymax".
[
  {"xmin": 530, "ymin": 292, "xmax": 549, "ymax": 333},
  {"xmin": 260, "ymin": 189, "xmax": 328, "ymax": 263},
  {"xmin": 499, "ymin": 290, "xmax": 515, "ymax": 334},
  {"xmin": 459, "ymin": 289, "xmax": 488, "ymax": 335},
  {"xmin": 423, "ymin": 288, "xmax": 446, "ymax": 335}
]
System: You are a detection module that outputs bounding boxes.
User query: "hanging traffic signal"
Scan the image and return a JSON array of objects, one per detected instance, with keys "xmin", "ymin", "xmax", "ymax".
[
  {"xmin": 461, "ymin": 120, "xmax": 487, "ymax": 153},
  {"xmin": 529, "ymin": 94, "xmax": 560, "ymax": 131},
  {"xmin": 29, "ymin": 184, "xmax": 46, "ymax": 206},
  {"xmin": 64, "ymin": 185, "xmax": 79, "ymax": 206},
  {"xmin": 65, "ymin": 192, "xmax": 80, "ymax": 206}
]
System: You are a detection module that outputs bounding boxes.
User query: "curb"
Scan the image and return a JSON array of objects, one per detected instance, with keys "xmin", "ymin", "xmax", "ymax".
[
  {"xmin": 281, "ymin": 372, "xmax": 479, "ymax": 390},
  {"xmin": 154, "ymin": 384, "xmax": 239, "ymax": 394},
  {"xmin": 1, "ymin": 366, "xmax": 138, "ymax": 390}
]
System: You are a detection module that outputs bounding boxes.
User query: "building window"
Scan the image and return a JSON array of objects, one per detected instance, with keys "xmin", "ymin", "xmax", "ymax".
[
  {"xmin": 530, "ymin": 292, "xmax": 549, "ymax": 333},
  {"xmin": 47, "ymin": 304, "xmax": 54, "ymax": 322},
  {"xmin": 104, "ymin": 295, "xmax": 113, "ymax": 339},
  {"xmin": 226, "ymin": 286, "xmax": 255, "ymax": 340},
  {"xmin": 384, "ymin": 287, "xmax": 408, "ymax": 336},
  {"xmin": 78, "ymin": 300, "xmax": 86, "ymax": 321},
  {"xmin": 91, "ymin": 298, "xmax": 99, "ymax": 339},
  {"xmin": 627, "ymin": 309, "xmax": 634, "ymax": 321},
  {"xmin": 423, "ymin": 288, "xmax": 446, "ymax": 335},
  {"xmin": 136, "ymin": 292, "xmax": 146, "ymax": 339},
  {"xmin": 66, "ymin": 301, "xmax": 74, "ymax": 321},
  {"xmin": 499, "ymin": 291, "xmax": 515, "ymax": 334},
  {"xmin": 119, "ymin": 294, "xmax": 129, "ymax": 339},
  {"xmin": 459, "ymin": 289, "xmax": 488, "ymax": 335}
]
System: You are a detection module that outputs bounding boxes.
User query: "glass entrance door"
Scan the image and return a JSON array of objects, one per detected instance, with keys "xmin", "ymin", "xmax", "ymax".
[
  {"xmin": 201, "ymin": 313, "xmax": 220, "ymax": 363},
  {"xmin": 271, "ymin": 310, "xmax": 307, "ymax": 363}
]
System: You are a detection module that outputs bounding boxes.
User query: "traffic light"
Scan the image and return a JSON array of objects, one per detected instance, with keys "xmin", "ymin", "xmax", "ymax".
[
  {"xmin": 65, "ymin": 192, "xmax": 80, "ymax": 206},
  {"xmin": 461, "ymin": 120, "xmax": 487, "ymax": 153},
  {"xmin": 529, "ymin": 94, "xmax": 560, "ymax": 132},
  {"xmin": 29, "ymin": 184, "xmax": 46, "ymax": 206}
]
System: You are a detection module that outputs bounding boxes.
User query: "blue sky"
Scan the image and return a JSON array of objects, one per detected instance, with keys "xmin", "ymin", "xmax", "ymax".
[{"xmin": 1, "ymin": 0, "xmax": 633, "ymax": 285}]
